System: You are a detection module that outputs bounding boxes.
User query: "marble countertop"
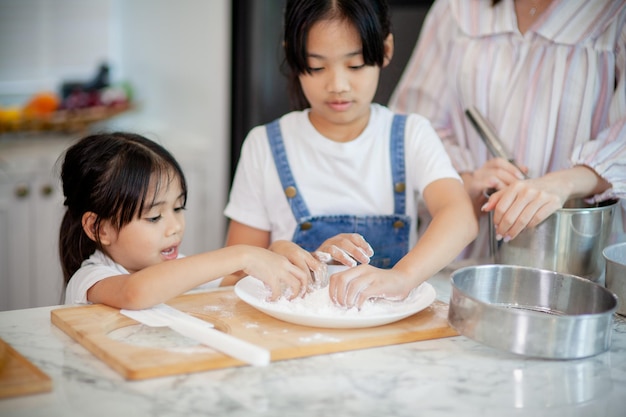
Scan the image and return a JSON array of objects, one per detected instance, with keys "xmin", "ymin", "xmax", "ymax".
[{"xmin": 1, "ymin": 264, "xmax": 625, "ymax": 417}]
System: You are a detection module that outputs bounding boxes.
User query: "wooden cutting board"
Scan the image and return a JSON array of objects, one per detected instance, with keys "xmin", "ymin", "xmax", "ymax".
[
  {"xmin": 51, "ymin": 287, "xmax": 457, "ymax": 380},
  {"xmin": 0, "ymin": 338, "xmax": 52, "ymax": 398}
]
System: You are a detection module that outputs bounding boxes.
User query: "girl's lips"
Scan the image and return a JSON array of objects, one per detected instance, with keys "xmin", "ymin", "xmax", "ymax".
[
  {"xmin": 161, "ymin": 245, "xmax": 179, "ymax": 260},
  {"xmin": 327, "ymin": 100, "xmax": 352, "ymax": 112}
]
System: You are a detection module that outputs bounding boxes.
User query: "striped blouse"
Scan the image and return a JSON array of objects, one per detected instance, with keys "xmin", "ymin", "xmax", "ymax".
[{"xmin": 390, "ymin": 0, "xmax": 626, "ymax": 204}]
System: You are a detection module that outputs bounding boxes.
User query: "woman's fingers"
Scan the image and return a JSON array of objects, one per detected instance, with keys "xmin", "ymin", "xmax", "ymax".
[
  {"xmin": 473, "ymin": 158, "xmax": 526, "ymax": 191},
  {"xmin": 486, "ymin": 182, "xmax": 562, "ymax": 240}
]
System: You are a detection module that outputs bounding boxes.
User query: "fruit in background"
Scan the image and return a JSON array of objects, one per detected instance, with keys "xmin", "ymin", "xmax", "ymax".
[
  {"xmin": 60, "ymin": 62, "xmax": 110, "ymax": 110},
  {"xmin": 99, "ymin": 86, "xmax": 128, "ymax": 107},
  {"xmin": 23, "ymin": 92, "xmax": 60, "ymax": 119},
  {"xmin": 0, "ymin": 106, "xmax": 23, "ymax": 128}
]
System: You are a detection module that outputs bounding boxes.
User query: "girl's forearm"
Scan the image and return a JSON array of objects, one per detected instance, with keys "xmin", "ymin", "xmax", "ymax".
[
  {"xmin": 393, "ymin": 203, "xmax": 478, "ymax": 289},
  {"xmin": 99, "ymin": 246, "xmax": 254, "ymax": 309}
]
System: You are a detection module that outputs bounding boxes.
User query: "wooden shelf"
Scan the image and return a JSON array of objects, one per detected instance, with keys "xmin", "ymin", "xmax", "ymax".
[{"xmin": 0, "ymin": 104, "xmax": 132, "ymax": 135}]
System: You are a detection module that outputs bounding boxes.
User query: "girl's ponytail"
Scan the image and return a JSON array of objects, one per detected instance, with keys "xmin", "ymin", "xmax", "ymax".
[{"xmin": 59, "ymin": 210, "xmax": 96, "ymax": 285}]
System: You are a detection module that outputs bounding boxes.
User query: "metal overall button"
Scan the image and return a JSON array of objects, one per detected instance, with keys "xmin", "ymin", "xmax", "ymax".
[{"xmin": 284, "ymin": 186, "xmax": 297, "ymax": 198}]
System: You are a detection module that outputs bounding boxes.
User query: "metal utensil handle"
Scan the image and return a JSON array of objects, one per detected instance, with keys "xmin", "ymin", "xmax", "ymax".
[{"xmin": 465, "ymin": 106, "xmax": 529, "ymax": 179}]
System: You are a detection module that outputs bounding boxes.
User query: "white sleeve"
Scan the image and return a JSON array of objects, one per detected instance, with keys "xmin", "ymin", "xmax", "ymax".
[
  {"xmin": 223, "ymin": 126, "xmax": 273, "ymax": 231},
  {"xmin": 405, "ymin": 113, "xmax": 462, "ymax": 195},
  {"xmin": 64, "ymin": 264, "xmax": 123, "ymax": 305}
]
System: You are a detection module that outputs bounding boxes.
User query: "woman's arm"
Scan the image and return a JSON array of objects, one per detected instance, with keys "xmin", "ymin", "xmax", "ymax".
[
  {"xmin": 483, "ymin": 21, "xmax": 625, "ymax": 241},
  {"xmin": 482, "ymin": 165, "xmax": 612, "ymax": 241}
]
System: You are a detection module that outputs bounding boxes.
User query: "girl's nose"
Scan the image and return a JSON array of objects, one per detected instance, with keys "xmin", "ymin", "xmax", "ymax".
[
  {"xmin": 327, "ymin": 68, "xmax": 350, "ymax": 94},
  {"xmin": 166, "ymin": 214, "xmax": 184, "ymax": 236}
]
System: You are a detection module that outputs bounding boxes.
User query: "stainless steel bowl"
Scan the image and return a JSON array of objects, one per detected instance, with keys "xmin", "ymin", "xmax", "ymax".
[
  {"xmin": 603, "ymin": 242, "xmax": 626, "ymax": 316},
  {"xmin": 490, "ymin": 199, "xmax": 618, "ymax": 282},
  {"xmin": 448, "ymin": 265, "xmax": 617, "ymax": 359}
]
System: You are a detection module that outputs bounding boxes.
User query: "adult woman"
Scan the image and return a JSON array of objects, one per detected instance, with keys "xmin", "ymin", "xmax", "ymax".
[{"xmin": 390, "ymin": 0, "xmax": 626, "ymax": 258}]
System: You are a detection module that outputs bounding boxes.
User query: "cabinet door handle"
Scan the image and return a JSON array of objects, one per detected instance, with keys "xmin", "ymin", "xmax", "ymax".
[
  {"xmin": 15, "ymin": 184, "xmax": 30, "ymax": 198},
  {"xmin": 41, "ymin": 184, "xmax": 54, "ymax": 197}
]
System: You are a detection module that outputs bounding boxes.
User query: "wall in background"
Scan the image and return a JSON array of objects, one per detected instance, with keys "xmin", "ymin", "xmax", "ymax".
[
  {"xmin": 0, "ymin": 0, "xmax": 115, "ymax": 106},
  {"xmin": 109, "ymin": 0, "xmax": 231, "ymax": 254},
  {"xmin": 0, "ymin": 0, "xmax": 231, "ymax": 254}
]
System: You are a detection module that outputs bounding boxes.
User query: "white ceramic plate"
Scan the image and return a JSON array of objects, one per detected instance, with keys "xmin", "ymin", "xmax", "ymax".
[{"xmin": 234, "ymin": 276, "xmax": 436, "ymax": 329}]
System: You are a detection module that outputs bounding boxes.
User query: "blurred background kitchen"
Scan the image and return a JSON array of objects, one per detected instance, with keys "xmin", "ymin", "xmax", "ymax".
[{"xmin": 0, "ymin": 0, "xmax": 432, "ymax": 311}]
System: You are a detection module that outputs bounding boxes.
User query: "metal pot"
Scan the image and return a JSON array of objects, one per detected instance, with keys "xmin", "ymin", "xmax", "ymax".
[
  {"xmin": 602, "ymin": 242, "xmax": 626, "ymax": 316},
  {"xmin": 489, "ymin": 199, "xmax": 618, "ymax": 282},
  {"xmin": 448, "ymin": 265, "xmax": 617, "ymax": 359}
]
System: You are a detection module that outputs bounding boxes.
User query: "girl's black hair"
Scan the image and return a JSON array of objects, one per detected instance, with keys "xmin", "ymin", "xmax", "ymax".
[
  {"xmin": 58, "ymin": 132, "xmax": 187, "ymax": 284},
  {"xmin": 282, "ymin": 0, "xmax": 392, "ymax": 110}
]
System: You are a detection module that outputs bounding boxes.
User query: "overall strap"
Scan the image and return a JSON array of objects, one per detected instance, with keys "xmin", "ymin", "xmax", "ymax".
[
  {"xmin": 390, "ymin": 114, "xmax": 408, "ymax": 216},
  {"xmin": 266, "ymin": 119, "xmax": 311, "ymax": 219}
]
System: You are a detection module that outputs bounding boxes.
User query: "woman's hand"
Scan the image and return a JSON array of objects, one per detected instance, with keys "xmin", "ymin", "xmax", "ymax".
[
  {"xmin": 480, "ymin": 164, "xmax": 611, "ymax": 241},
  {"xmin": 327, "ymin": 264, "xmax": 413, "ymax": 309},
  {"xmin": 462, "ymin": 158, "xmax": 528, "ymax": 213},
  {"xmin": 315, "ymin": 233, "xmax": 374, "ymax": 267},
  {"xmin": 240, "ymin": 246, "xmax": 310, "ymax": 301},
  {"xmin": 482, "ymin": 175, "xmax": 570, "ymax": 241}
]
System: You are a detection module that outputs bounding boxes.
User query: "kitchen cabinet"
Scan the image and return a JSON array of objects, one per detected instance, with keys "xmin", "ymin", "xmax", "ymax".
[{"xmin": 0, "ymin": 136, "xmax": 72, "ymax": 311}]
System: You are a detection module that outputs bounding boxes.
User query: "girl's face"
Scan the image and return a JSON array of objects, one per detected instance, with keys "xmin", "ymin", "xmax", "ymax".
[
  {"xmin": 299, "ymin": 18, "xmax": 392, "ymax": 142},
  {"xmin": 100, "ymin": 173, "xmax": 186, "ymax": 273}
]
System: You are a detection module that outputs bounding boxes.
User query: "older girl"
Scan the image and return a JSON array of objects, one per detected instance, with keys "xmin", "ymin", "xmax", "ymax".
[{"xmin": 224, "ymin": 0, "xmax": 477, "ymax": 307}]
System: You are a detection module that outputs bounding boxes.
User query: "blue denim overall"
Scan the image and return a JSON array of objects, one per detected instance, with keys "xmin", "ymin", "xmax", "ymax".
[{"xmin": 266, "ymin": 114, "xmax": 411, "ymax": 269}]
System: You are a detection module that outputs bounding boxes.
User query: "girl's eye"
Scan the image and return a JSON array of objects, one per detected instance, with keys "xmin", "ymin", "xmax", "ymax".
[
  {"xmin": 174, "ymin": 205, "xmax": 186, "ymax": 213},
  {"xmin": 349, "ymin": 64, "xmax": 365, "ymax": 70},
  {"xmin": 307, "ymin": 66, "xmax": 323, "ymax": 73},
  {"xmin": 146, "ymin": 215, "xmax": 162, "ymax": 223}
]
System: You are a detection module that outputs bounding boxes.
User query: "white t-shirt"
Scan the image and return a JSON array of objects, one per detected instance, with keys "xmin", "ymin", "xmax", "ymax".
[
  {"xmin": 64, "ymin": 250, "xmax": 221, "ymax": 305},
  {"xmin": 224, "ymin": 103, "xmax": 461, "ymax": 249}
]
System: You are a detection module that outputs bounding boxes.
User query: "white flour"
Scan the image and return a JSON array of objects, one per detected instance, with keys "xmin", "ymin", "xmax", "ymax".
[{"xmin": 257, "ymin": 284, "xmax": 423, "ymax": 318}]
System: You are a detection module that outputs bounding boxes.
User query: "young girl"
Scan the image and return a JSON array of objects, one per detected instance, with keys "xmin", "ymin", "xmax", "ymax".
[
  {"xmin": 59, "ymin": 132, "xmax": 309, "ymax": 309},
  {"xmin": 223, "ymin": 0, "xmax": 478, "ymax": 308}
]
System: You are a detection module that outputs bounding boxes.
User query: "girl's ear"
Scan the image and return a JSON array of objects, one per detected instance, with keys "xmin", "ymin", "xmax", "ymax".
[
  {"xmin": 382, "ymin": 33, "xmax": 394, "ymax": 68},
  {"xmin": 81, "ymin": 212, "xmax": 98, "ymax": 241},
  {"xmin": 81, "ymin": 212, "xmax": 113, "ymax": 245}
]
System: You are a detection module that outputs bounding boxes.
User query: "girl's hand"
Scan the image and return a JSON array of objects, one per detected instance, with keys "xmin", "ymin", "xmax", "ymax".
[
  {"xmin": 482, "ymin": 176, "xmax": 567, "ymax": 241},
  {"xmin": 328, "ymin": 264, "xmax": 413, "ymax": 309},
  {"xmin": 269, "ymin": 240, "xmax": 324, "ymax": 288},
  {"xmin": 241, "ymin": 246, "xmax": 310, "ymax": 301},
  {"xmin": 316, "ymin": 233, "xmax": 374, "ymax": 267}
]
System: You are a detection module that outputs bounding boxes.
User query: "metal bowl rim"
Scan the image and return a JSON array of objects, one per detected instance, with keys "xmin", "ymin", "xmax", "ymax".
[
  {"xmin": 547, "ymin": 198, "xmax": 619, "ymax": 212},
  {"xmin": 602, "ymin": 242, "xmax": 626, "ymax": 265},
  {"xmin": 450, "ymin": 264, "xmax": 618, "ymax": 318}
]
